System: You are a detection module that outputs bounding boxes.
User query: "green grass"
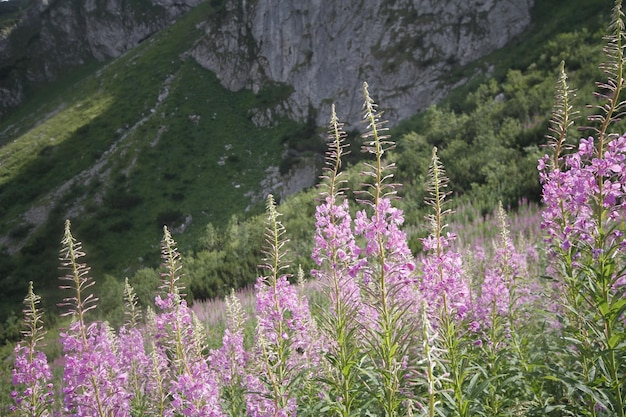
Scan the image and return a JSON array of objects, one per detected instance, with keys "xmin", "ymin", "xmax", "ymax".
[{"xmin": 0, "ymin": 0, "xmax": 307, "ymax": 318}]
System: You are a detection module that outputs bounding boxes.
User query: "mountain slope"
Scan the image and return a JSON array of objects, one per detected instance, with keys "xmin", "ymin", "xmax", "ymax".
[
  {"xmin": 0, "ymin": 1, "xmax": 305, "ymax": 319},
  {"xmin": 0, "ymin": 0, "xmax": 613, "ymax": 327},
  {"xmin": 0, "ymin": 0, "xmax": 203, "ymax": 115}
]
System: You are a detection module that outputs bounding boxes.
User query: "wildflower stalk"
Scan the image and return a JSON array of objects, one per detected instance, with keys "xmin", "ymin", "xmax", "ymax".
[
  {"xmin": 153, "ymin": 227, "xmax": 224, "ymax": 415},
  {"xmin": 589, "ymin": 0, "xmax": 626, "ymax": 155},
  {"xmin": 497, "ymin": 203, "xmax": 540, "ymax": 410},
  {"xmin": 439, "ymin": 302, "xmax": 472, "ymax": 417},
  {"xmin": 59, "ymin": 220, "xmax": 97, "ymax": 340},
  {"xmin": 547, "ymin": 60, "xmax": 577, "ymax": 171},
  {"xmin": 484, "ymin": 315, "xmax": 503, "ymax": 414},
  {"xmin": 59, "ymin": 220, "xmax": 110, "ymax": 417},
  {"xmin": 149, "ymin": 346, "xmax": 169, "ymax": 416},
  {"xmin": 358, "ymin": 82, "xmax": 414, "ymax": 416},
  {"xmin": 481, "ymin": 203, "xmax": 524, "ymax": 414},
  {"xmin": 420, "ymin": 304, "xmax": 439, "ymax": 417},
  {"xmin": 11, "ymin": 282, "xmax": 54, "ymax": 416},
  {"xmin": 159, "ymin": 225, "xmax": 190, "ymax": 374},
  {"xmin": 423, "ymin": 147, "xmax": 474, "ymax": 416},
  {"xmin": 264, "ymin": 197, "xmax": 289, "ymax": 405},
  {"xmin": 250, "ymin": 194, "xmax": 316, "ymax": 416},
  {"xmin": 123, "ymin": 277, "xmax": 141, "ymax": 328},
  {"xmin": 540, "ymin": 2, "xmax": 626, "ymax": 414},
  {"xmin": 160, "ymin": 225, "xmax": 185, "ymax": 298},
  {"xmin": 313, "ymin": 104, "xmax": 364, "ymax": 416},
  {"xmin": 426, "ymin": 147, "xmax": 460, "ymax": 417},
  {"xmin": 363, "ymin": 84, "xmax": 397, "ymax": 416},
  {"xmin": 425, "ymin": 147, "xmax": 451, "ymax": 258},
  {"xmin": 119, "ymin": 279, "xmax": 151, "ymax": 414},
  {"xmin": 210, "ymin": 290, "xmax": 248, "ymax": 416}
]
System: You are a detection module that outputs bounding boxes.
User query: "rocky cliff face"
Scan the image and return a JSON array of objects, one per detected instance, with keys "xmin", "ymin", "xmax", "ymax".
[
  {"xmin": 192, "ymin": 0, "xmax": 535, "ymax": 126},
  {"xmin": 1, "ymin": 0, "xmax": 535, "ymax": 124},
  {"xmin": 0, "ymin": 0, "xmax": 202, "ymax": 115}
]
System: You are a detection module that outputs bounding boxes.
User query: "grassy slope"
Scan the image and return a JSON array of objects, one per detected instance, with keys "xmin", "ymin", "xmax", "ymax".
[{"xmin": 0, "ymin": 1, "xmax": 301, "ymax": 318}]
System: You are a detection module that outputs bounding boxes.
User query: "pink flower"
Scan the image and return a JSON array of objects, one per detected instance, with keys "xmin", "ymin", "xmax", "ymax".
[
  {"xmin": 11, "ymin": 344, "xmax": 54, "ymax": 416},
  {"xmin": 61, "ymin": 321, "xmax": 131, "ymax": 416}
]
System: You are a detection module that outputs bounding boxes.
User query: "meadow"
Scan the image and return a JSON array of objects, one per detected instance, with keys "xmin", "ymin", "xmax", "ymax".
[{"xmin": 4, "ymin": 2, "xmax": 626, "ymax": 416}]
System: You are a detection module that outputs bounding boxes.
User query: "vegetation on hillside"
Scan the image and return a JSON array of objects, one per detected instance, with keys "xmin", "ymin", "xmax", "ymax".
[
  {"xmin": 0, "ymin": 0, "xmax": 308, "ymax": 328},
  {"xmin": 0, "ymin": 0, "xmax": 620, "ymax": 351}
]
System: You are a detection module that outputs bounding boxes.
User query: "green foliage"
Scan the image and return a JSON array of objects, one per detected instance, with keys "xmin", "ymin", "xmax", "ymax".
[
  {"xmin": 128, "ymin": 267, "xmax": 160, "ymax": 311},
  {"xmin": 93, "ymin": 274, "xmax": 125, "ymax": 327},
  {"xmin": 388, "ymin": 23, "xmax": 611, "ymax": 237},
  {"xmin": 184, "ymin": 216, "xmax": 264, "ymax": 301}
]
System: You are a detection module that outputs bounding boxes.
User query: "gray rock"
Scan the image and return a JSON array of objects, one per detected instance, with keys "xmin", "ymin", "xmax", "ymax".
[
  {"xmin": 192, "ymin": 0, "xmax": 534, "ymax": 127},
  {"xmin": 0, "ymin": 0, "xmax": 202, "ymax": 114}
]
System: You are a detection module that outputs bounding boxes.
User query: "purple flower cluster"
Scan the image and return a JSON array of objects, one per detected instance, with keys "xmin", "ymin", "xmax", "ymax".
[
  {"xmin": 312, "ymin": 197, "xmax": 361, "ymax": 275},
  {"xmin": 61, "ymin": 321, "xmax": 130, "ymax": 416},
  {"xmin": 418, "ymin": 231, "xmax": 470, "ymax": 322},
  {"xmin": 210, "ymin": 327, "xmax": 247, "ymax": 387},
  {"xmin": 10, "ymin": 282, "xmax": 55, "ymax": 417},
  {"xmin": 152, "ymin": 294, "xmax": 224, "ymax": 417},
  {"xmin": 116, "ymin": 326, "xmax": 151, "ymax": 401},
  {"xmin": 168, "ymin": 361, "xmax": 223, "ymax": 417},
  {"xmin": 539, "ymin": 135, "xmax": 626, "ymax": 254},
  {"xmin": 254, "ymin": 275, "xmax": 316, "ymax": 360},
  {"xmin": 247, "ymin": 274, "xmax": 319, "ymax": 416},
  {"xmin": 352, "ymin": 197, "xmax": 419, "ymax": 334},
  {"xmin": 473, "ymin": 228, "xmax": 538, "ymax": 343},
  {"xmin": 312, "ymin": 196, "xmax": 365, "ymax": 319},
  {"xmin": 11, "ymin": 344, "xmax": 54, "ymax": 416},
  {"xmin": 354, "ymin": 198, "xmax": 416, "ymax": 279},
  {"xmin": 209, "ymin": 292, "xmax": 248, "ymax": 400}
]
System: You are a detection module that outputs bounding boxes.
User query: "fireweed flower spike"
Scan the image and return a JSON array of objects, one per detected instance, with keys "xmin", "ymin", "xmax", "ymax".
[
  {"xmin": 545, "ymin": 60, "xmax": 578, "ymax": 172},
  {"xmin": 117, "ymin": 324, "xmax": 151, "ymax": 415},
  {"xmin": 475, "ymin": 203, "xmax": 539, "ymax": 414},
  {"xmin": 11, "ymin": 281, "xmax": 54, "ymax": 417},
  {"xmin": 247, "ymin": 195, "xmax": 318, "ymax": 417},
  {"xmin": 153, "ymin": 226, "xmax": 224, "ymax": 417},
  {"xmin": 474, "ymin": 203, "xmax": 535, "ymax": 337},
  {"xmin": 117, "ymin": 279, "xmax": 152, "ymax": 415},
  {"xmin": 354, "ymin": 82, "xmax": 417, "ymax": 416},
  {"xmin": 419, "ymin": 147, "xmax": 470, "ymax": 322},
  {"xmin": 311, "ymin": 104, "xmax": 368, "ymax": 416},
  {"xmin": 58, "ymin": 220, "xmax": 130, "ymax": 416},
  {"xmin": 419, "ymin": 147, "xmax": 474, "ymax": 417},
  {"xmin": 209, "ymin": 290, "xmax": 249, "ymax": 416}
]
